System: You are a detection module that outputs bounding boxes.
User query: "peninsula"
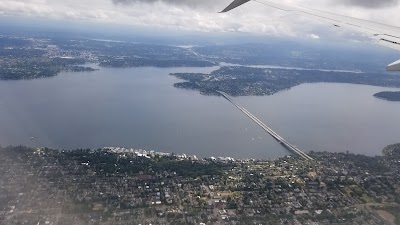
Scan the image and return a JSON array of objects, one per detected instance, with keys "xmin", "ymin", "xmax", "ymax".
[{"xmin": 374, "ymin": 91, "xmax": 400, "ymax": 101}]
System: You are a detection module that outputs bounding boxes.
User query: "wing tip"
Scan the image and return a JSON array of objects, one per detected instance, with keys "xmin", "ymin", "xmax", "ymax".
[
  {"xmin": 220, "ymin": 0, "xmax": 251, "ymax": 13},
  {"xmin": 387, "ymin": 59, "xmax": 400, "ymax": 72}
]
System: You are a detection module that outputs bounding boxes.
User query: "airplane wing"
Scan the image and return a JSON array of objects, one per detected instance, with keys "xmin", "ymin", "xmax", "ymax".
[{"xmin": 221, "ymin": 0, "xmax": 400, "ymax": 71}]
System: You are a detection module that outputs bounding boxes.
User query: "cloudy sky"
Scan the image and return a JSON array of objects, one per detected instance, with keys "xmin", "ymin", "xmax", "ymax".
[{"xmin": 0, "ymin": 0, "xmax": 399, "ymax": 40}]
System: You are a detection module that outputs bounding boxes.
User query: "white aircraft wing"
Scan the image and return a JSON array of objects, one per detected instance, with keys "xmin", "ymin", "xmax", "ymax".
[{"xmin": 221, "ymin": 0, "xmax": 400, "ymax": 71}]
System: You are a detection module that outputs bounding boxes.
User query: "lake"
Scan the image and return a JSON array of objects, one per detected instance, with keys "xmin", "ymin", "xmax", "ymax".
[{"xmin": 1, "ymin": 66, "xmax": 400, "ymax": 159}]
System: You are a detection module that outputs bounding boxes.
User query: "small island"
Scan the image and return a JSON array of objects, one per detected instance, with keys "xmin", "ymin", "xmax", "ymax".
[{"xmin": 374, "ymin": 91, "xmax": 400, "ymax": 101}]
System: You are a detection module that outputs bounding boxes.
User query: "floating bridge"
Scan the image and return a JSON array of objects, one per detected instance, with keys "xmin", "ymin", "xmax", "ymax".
[{"xmin": 217, "ymin": 91, "xmax": 313, "ymax": 161}]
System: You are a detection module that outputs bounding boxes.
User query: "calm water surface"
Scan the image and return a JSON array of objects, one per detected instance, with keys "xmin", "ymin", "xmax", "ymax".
[{"xmin": 1, "ymin": 66, "xmax": 400, "ymax": 158}]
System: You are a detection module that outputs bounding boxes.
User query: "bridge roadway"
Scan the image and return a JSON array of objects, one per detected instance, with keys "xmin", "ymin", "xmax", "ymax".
[{"xmin": 217, "ymin": 91, "xmax": 313, "ymax": 160}]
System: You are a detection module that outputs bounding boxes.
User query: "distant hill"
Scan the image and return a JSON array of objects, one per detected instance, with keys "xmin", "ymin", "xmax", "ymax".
[
  {"xmin": 374, "ymin": 91, "xmax": 400, "ymax": 101},
  {"xmin": 382, "ymin": 143, "xmax": 400, "ymax": 159}
]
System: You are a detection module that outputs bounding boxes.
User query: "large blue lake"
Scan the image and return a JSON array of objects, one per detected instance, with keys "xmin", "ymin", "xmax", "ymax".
[{"xmin": 1, "ymin": 66, "xmax": 400, "ymax": 159}]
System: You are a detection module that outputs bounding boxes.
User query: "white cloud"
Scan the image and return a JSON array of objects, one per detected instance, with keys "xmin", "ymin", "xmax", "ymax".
[
  {"xmin": 309, "ymin": 34, "xmax": 320, "ymax": 39},
  {"xmin": 0, "ymin": 0, "xmax": 399, "ymax": 41}
]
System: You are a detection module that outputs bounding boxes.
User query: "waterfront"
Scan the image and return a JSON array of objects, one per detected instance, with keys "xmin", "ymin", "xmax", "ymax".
[{"xmin": 1, "ymin": 66, "xmax": 400, "ymax": 158}]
